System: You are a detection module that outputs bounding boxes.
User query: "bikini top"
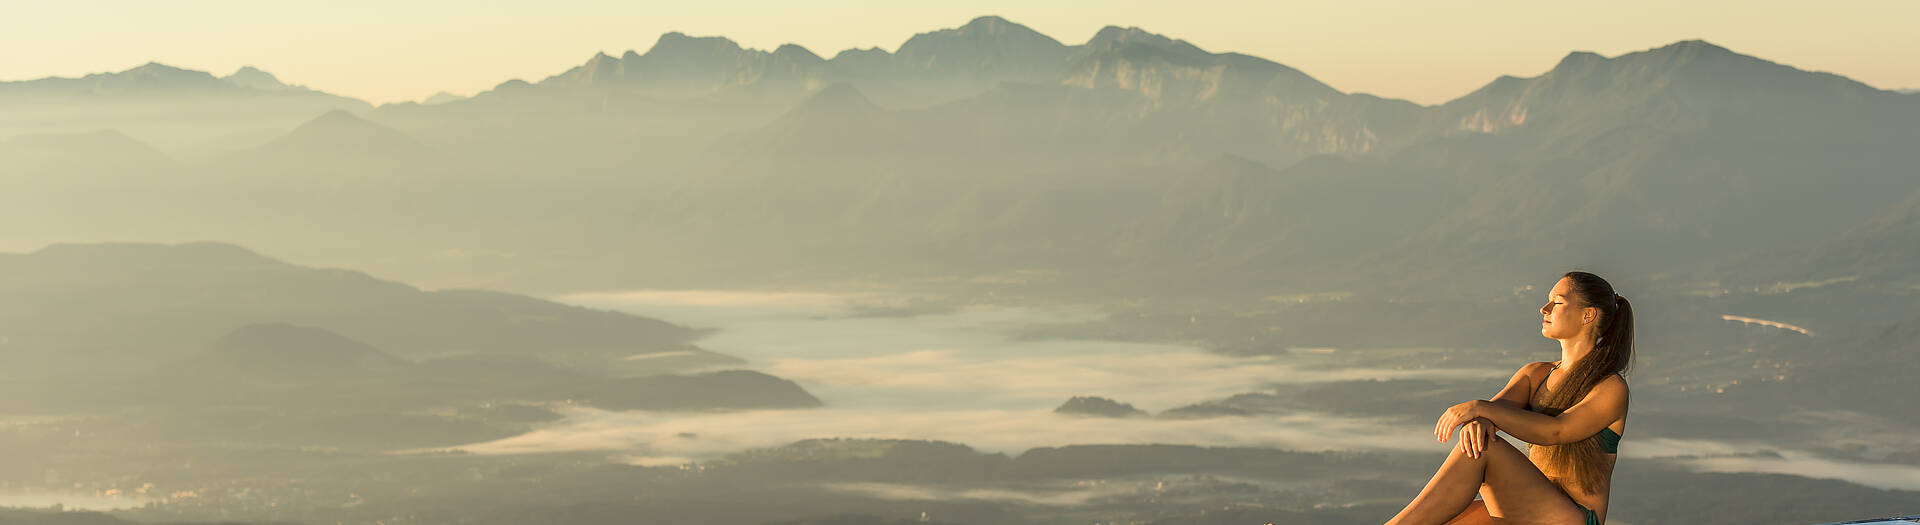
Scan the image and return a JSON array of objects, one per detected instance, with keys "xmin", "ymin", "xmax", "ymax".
[{"xmin": 1535, "ymin": 366, "xmax": 1622, "ymax": 454}]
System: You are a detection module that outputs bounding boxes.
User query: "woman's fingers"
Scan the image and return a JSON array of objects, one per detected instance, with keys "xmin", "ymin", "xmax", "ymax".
[{"xmin": 1463, "ymin": 422, "xmax": 1476, "ymax": 457}]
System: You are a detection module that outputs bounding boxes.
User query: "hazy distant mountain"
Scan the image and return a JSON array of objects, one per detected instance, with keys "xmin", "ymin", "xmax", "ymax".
[
  {"xmin": 1736, "ymin": 186, "xmax": 1920, "ymax": 285},
  {"xmin": 1436, "ymin": 40, "xmax": 1904, "ymax": 137},
  {"xmin": 9, "ymin": 19, "xmax": 1919, "ymax": 298},
  {"xmin": 368, "ymin": 34, "xmax": 834, "ymax": 169},
  {"xmin": 539, "ymin": 33, "xmax": 832, "ymax": 99},
  {"xmin": 144, "ymin": 324, "xmax": 816, "ymax": 417},
  {"xmin": 0, "ymin": 61, "xmax": 239, "ymax": 99},
  {"xmin": 1072, "ymin": 26, "xmax": 1422, "ymax": 161},
  {"xmin": 421, "ymin": 91, "xmax": 467, "ymax": 104},
  {"xmin": 0, "ymin": 128, "xmax": 172, "ymax": 176},
  {"xmin": 894, "ymin": 16, "xmax": 1071, "ymax": 79},
  {"xmin": 246, "ymin": 109, "xmax": 433, "ymax": 162},
  {"xmin": 204, "ymin": 323, "xmax": 411, "ymax": 376},
  {"xmin": 853, "ymin": 15, "xmax": 1075, "ymax": 107},
  {"xmin": 667, "ymin": 31, "xmax": 1920, "ymax": 295},
  {"xmin": 223, "ymin": 65, "xmax": 299, "ymax": 91},
  {"xmin": 0, "ymin": 242, "xmax": 739, "ymax": 373},
  {"xmin": 725, "ymin": 82, "xmax": 905, "ymax": 154},
  {"xmin": 0, "ymin": 62, "xmax": 370, "ymax": 155},
  {"xmin": 1359, "ymin": 40, "xmax": 1920, "ymax": 288}
]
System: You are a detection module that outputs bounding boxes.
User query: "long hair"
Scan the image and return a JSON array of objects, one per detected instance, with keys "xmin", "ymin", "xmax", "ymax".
[{"xmin": 1529, "ymin": 270, "xmax": 1634, "ymax": 491}]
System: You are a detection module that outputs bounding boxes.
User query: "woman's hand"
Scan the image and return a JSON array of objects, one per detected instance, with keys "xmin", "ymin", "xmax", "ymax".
[
  {"xmin": 1456, "ymin": 417, "xmax": 1497, "ymax": 458},
  {"xmin": 1434, "ymin": 400, "xmax": 1487, "ymax": 450}
]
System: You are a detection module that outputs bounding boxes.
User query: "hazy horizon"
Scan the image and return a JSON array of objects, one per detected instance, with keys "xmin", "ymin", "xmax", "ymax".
[{"xmin": 5, "ymin": 0, "xmax": 1918, "ymax": 105}]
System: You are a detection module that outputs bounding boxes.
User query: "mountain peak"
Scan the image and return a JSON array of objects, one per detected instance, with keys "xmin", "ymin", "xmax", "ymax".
[
  {"xmin": 310, "ymin": 108, "xmax": 363, "ymax": 124},
  {"xmin": 1554, "ymin": 50, "xmax": 1605, "ymax": 68},
  {"xmin": 832, "ymin": 47, "xmax": 888, "ymax": 60},
  {"xmin": 1080, "ymin": 25, "xmax": 1213, "ymax": 61},
  {"xmin": 558, "ymin": 51, "xmax": 625, "ymax": 85},
  {"xmin": 1086, "ymin": 26, "xmax": 1173, "ymax": 48},
  {"xmin": 421, "ymin": 91, "xmax": 465, "ymax": 105},
  {"xmin": 1617, "ymin": 38, "xmax": 1748, "ymax": 68},
  {"xmin": 792, "ymin": 82, "xmax": 881, "ymax": 115},
  {"xmin": 646, "ymin": 32, "xmax": 746, "ymax": 59},
  {"xmin": 224, "ymin": 65, "xmax": 293, "ymax": 91},
  {"xmin": 1663, "ymin": 38, "xmax": 1732, "ymax": 54},
  {"xmin": 772, "ymin": 43, "xmax": 825, "ymax": 63},
  {"xmin": 959, "ymin": 15, "xmax": 1016, "ymax": 33},
  {"xmin": 61, "ymin": 61, "xmax": 235, "ymax": 96},
  {"xmin": 113, "ymin": 61, "xmax": 220, "ymax": 83},
  {"xmin": 258, "ymin": 110, "xmax": 427, "ymax": 158},
  {"xmin": 898, "ymin": 15, "xmax": 1064, "ymax": 51},
  {"xmin": 126, "ymin": 61, "xmax": 192, "ymax": 75},
  {"xmin": 894, "ymin": 15, "xmax": 1068, "ymax": 75}
]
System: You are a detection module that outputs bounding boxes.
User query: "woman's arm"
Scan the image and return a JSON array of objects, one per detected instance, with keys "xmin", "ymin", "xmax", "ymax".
[
  {"xmin": 1437, "ymin": 362, "xmax": 1548, "ymax": 457},
  {"xmin": 1461, "ymin": 375, "xmax": 1628, "ymax": 446},
  {"xmin": 1487, "ymin": 361, "xmax": 1552, "ymax": 409}
]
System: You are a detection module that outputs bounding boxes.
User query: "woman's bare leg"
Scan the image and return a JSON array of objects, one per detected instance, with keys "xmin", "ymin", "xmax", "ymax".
[
  {"xmin": 1386, "ymin": 439, "xmax": 1587, "ymax": 525},
  {"xmin": 1442, "ymin": 500, "xmax": 1496, "ymax": 525}
]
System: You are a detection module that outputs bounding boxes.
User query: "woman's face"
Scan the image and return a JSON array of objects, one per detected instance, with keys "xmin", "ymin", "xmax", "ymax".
[{"xmin": 1539, "ymin": 277, "xmax": 1595, "ymax": 341}]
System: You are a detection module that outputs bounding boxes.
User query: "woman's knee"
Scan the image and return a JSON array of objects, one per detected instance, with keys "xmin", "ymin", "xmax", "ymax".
[
  {"xmin": 1481, "ymin": 437, "xmax": 1528, "ymax": 462},
  {"xmin": 1449, "ymin": 437, "xmax": 1524, "ymax": 467}
]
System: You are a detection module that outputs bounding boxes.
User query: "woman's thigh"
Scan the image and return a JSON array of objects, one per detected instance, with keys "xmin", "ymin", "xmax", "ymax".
[
  {"xmin": 1445, "ymin": 500, "xmax": 1498, "ymax": 525},
  {"xmin": 1477, "ymin": 439, "xmax": 1588, "ymax": 524}
]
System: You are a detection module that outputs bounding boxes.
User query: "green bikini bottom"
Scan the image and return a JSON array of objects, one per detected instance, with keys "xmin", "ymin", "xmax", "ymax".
[{"xmin": 1574, "ymin": 502, "xmax": 1600, "ymax": 525}]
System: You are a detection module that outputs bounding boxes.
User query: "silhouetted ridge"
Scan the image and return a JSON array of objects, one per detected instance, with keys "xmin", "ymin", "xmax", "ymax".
[
  {"xmin": 737, "ymin": 82, "xmax": 903, "ymax": 154},
  {"xmin": 831, "ymin": 47, "xmax": 888, "ymax": 62},
  {"xmin": 894, "ymin": 15, "xmax": 1069, "ymax": 74},
  {"xmin": 30, "ymin": 241, "xmax": 283, "ymax": 270},
  {"xmin": 1061, "ymin": 24, "xmax": 1344, "ymax": 107},
  {"xmin": 257, "ymin": 109, "xmax": 428, "ymax": 157},
  {"xmin": 792, "ymin": 83, "xmax": 882, "ymax": 115},
  {"xmin": 224, "ymin": 65, "xmax": 293, "ymax": 91},
  {"xmin": 0, "ymin": 129, "xmax": 170, "ymax": 163},
  {"xmin": 772, "ymin": 43, "xmax": 825, "ymax": 64},
  {"xmin": 1082, "ymin": 26, "xmax": 1205, "ymax": 57},
  {"xmin": 206, "ymin": 324, "xmax": 409, "ymax": 375},
  {"xmin": 645, "ymin": 32, "xmax": 747, "ymax": 60},
  {"xmin": 1553, "ymin": 51, "xmax": 1606, "ymax": 69},
  {"xmin": 421, "ymin": 91, "xmax": 465, "ymax": 104},
  {"xmin": 570, "ymin": 51, "xmax": 621, "ymax": 84},
  {"xmin": 73, "ymin": 61, "xmax": 234, "ymax": 95}
]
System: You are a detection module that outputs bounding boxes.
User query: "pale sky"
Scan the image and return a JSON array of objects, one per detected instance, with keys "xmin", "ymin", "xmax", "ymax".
[{"xmin": 3, "ymin": 0, "xmax": 1915, "ymax": 105}]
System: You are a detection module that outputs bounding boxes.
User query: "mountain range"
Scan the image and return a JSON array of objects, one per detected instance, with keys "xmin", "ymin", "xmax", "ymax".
[{"xmin": 3, "ymin": 15, "xmax": 1916, "ymax": 298}]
